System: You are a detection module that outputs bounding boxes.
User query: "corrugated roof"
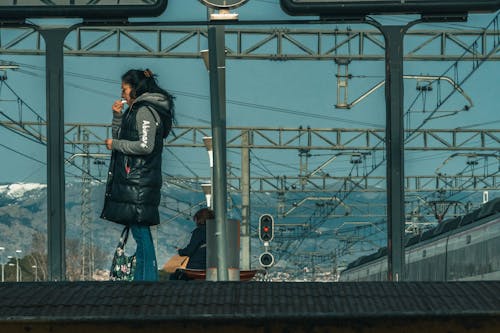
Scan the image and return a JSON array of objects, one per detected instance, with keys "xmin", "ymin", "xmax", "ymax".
[{"xmin": 0, "ymin": 281, "xmax": 499, "ymax": 322}]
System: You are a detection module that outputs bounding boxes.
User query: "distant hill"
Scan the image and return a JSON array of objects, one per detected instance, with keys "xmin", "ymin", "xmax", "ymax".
[{"xmin": 0, "ymin": 182, "xmax": 196, "ymax": 274}]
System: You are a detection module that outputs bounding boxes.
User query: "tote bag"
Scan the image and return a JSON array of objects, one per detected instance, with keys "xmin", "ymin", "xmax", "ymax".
[
  {"xmin": 163, "ymin": 254, "xmax": 189, "ymax": 273},
  {"xmin": 110, "ymin": 226, "xmax": 136, "ymax": 281}
]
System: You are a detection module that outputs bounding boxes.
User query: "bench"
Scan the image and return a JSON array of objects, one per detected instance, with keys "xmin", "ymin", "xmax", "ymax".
[{"xmin": 183, "ymin": 269, "xmax": 258, "ymax": 281}]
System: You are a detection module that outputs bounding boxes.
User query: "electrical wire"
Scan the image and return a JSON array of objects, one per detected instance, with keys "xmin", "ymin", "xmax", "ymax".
[
  {"xmin": 0, "ymin": 140, "xmax": 85, "ymax": 180},
  {"xmin": 14, "ymin": 61, "xmax": 384, "ymax": 128},
  {"xmin": 0, "ymin": 141, "xmax": 44, "ymax": 165},
  {"xmin": 455, "ymin": 119, "xmax": 500, "ymax": 129},
  {"xmin": 15, "ymin": 66, "xmax": 495, "ymax": 178},
  {"xmin": 165, "ymin": 148, "xmax": 200, "ymax": 178},
  {"xmin": 1, "ymin": 80, "xmax": 45, "ymax": 121},
  {"xmin": 0, "ymin": 74, "xmax": 107, "ymax": 183},
  {"xmin": 250, "ymin": 150, "xmax": 276, "ymax": 178},
  {"xmin": 20, "ymin": 165, "xmax": 45, "ymax": 183},
  {"xmin": 405, "ymin": 12, "xmax": 500, "ymax": 140}
]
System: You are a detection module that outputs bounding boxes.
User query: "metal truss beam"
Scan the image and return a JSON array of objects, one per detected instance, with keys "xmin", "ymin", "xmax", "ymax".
[
  {"xmin": 164, "ymin": 173, "xmax": 498, "ymax": 193},
  {"xmin": 247, "ymin": 174, "xmax": 499, "ymax": 193},
  {"xmin": 1, "ymin": 120, "xmax": 497, "ymax": 194},
  {"xmin": 0, "ymin": 27, "xmax": 498, "ymax": 61},
  {"xmin": 1, "ymin": 122, "xmax": 498, "ymax": 151}
]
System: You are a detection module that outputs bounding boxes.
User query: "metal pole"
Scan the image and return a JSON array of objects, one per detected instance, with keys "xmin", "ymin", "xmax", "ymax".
[
  {"xmin": 208, "ymin": 24, "xmax": 229, "ymax": 281},
  {"xmin": 15, "ymin": 250, "xmax": 22, "ymax": 282},
  {"xmin": 0, "ymin": 247, "xmax": 4, "ymax": 282},
  {"xmin": 33, "ymin": 266, "xmax": 38, "ymax": 282},
  {"xmin": 381, "ymin": 25, "xmax": 406, "ymax": 281},
  {"xmin": 241, "ymin": 131, "xmax": 251, "ymax": 270},
  {"xmin": 40, "ymin": 28, "xmax": 69, "ymax": 281},
  {"xmin": 227, "ymin": 219, "xmax": 240, "ymax": 281},
  {"xmin": 16, "ymin": 258, "xmax": 19, "ymax": 282}
]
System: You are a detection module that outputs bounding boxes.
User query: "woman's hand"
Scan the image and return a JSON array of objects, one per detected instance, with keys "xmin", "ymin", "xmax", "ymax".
[
  {"xmin": 112, "ymin": 99, "xmax": 124, "ymax": 114},
  {"xmin": 105, "ymin": 138, "xmax": 113, "ymax": 150}
]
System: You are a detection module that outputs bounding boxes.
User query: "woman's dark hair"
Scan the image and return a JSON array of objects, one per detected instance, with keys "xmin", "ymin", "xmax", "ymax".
[
  {"xmin": 121, "ymin": 68, "xmax": 176, "ymax": 124},
  {"xmin": 193, "ymin": 208, "xmax": 215, "ymax": 226}
]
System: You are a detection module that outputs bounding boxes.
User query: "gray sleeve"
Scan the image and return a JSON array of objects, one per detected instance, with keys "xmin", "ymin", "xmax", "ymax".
[
  {"xmin": 112, "ymin": 107, "xmax": 158, "ymax": 155},
  {"xmin": 111, "ymin": 112, "xmax": 122, "ymax": 139}
]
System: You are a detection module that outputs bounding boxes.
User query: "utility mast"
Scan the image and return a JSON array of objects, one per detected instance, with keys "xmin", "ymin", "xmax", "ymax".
[{"xmin": 80, "ymin": 129, "xmax": 94, "ymax": 280}]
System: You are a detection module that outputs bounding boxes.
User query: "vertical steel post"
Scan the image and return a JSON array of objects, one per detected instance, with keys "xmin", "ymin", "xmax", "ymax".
[
  {"xmin": 226, "ymin": 219, "xmax": 240, "ymax": 281},
  {"xmin": 241, "ymin": 131, "xmax": 251, "ymax": 270},
  {"xmin": 206, "ymin": 219, "xmax": 217, "ymax": 281},
  {"xmin": 381, "ymin": 25, "xmax": 405, "ymax": 281},
  {"xmin": 208, "ymin": 24, "xmax": 229, "ymax": 281},
  {"xmin": 40, "ymin": 28, "xmax": 69, "ymax": 281},
  {"xmin": 0, "ymin": 247, "xmax": 4, "ymax": 282},
  {"xmin": 16, "ymin": 257, "xmax": 19, "ymax": 282}
]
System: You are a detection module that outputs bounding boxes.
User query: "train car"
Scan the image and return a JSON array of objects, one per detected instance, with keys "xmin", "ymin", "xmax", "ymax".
[
  {"xmin": 340, "ymin": 248, "xmax": 388, "ymax": 281},
  {"xmin": 339, "ymin": 197, "xmax": 500, "ymax": 281}
]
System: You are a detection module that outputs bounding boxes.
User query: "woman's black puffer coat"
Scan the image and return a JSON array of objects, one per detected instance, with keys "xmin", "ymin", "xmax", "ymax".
[{"xmin": 101, "ymin": 93, "xmax": 172, "ymax": 226}]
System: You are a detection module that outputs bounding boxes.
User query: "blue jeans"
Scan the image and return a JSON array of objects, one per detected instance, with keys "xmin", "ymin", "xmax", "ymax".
[{"xmin": 130, "ymin": 225, "xmax": 158, "ymax": 281}]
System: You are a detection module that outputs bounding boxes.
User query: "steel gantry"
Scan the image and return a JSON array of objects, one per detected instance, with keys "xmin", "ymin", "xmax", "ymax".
[
  {"xmin": 1, "ymin": 120, "xmax": 497, "ymax": 195},
  {"xmin": 0, "ymin": 26, "xmax": 499, "ymax": 61},
  {"xmin": 1, "ymin": 122, "xmax": 499, "ymax": 151}
]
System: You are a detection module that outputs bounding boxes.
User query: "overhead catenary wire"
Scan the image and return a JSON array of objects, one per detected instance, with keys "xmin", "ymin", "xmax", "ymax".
[
  {"xmin": 250, "ymin": 150, "xmax": 277, "ymax": 178},
  {"xmin": 0, "ymin": 74, "xmax": 115, "ymax": 183},
  {"xmin": 455, "ymin": 119, "xmax": 500, "ymax": 129},
  {"xmin": 0, "ymin": 114, "xmax": 104, "ymax": 183},
  {"xmin": 0, "ymin": 141, "xmax": 44, "ymax": 165},
  {"xmin": 275, "ymin": 138, "xmax": 389, "ymax": 264},
  {"xmin": 0, "ymin": 139, "xmax": 85, "ymax": 180},
  {"xmin": 165, "ymin": 148, "xmax": 200, "ymax": 178},
  {"xmin": 276, "ymin": 13, "xmax": 500, "ymax": 262},
  {"xmin": 11, "ymin": 64, "xmax": 402, "ymax": 186},
  {"xmin": 14, "ymin": 62, "xmax": 383, "ymax": 128},
  {"xmin": 405, "ymin": 12, "xmax": 500, "ymax": 140}
]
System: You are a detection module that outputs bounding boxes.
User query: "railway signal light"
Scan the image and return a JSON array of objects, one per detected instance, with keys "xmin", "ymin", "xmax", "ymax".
[
  {"xmin": 259, "ymin": 252, "xmax": 275, "ymax": 268},
  {"xmin": 259, "ymin": 214, "xmax": 274, "ymax": 242}
]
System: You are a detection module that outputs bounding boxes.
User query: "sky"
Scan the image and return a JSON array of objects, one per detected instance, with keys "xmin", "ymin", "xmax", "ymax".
[
  {"xmin": 0, "ymin": 1, "xmax": 498, "ymax": 196},
  {"xmin": 0, "ymin": 0, "xmax": 498, "ymax": 271}
]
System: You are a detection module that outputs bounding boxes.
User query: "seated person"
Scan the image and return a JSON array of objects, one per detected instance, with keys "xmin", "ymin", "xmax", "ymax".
[{"xmin": 170, "ymin": 207, "xmax": 214, "ymax": 280}]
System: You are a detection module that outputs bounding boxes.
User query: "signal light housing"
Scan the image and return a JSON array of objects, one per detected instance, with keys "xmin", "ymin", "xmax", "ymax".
[
  {"xmin": 259, "ymin": 252, "xmax": 275, "ymax": 268},
  {"xmin": 258, "ymin": 214, "xmax": 274, "ymax": 242}
]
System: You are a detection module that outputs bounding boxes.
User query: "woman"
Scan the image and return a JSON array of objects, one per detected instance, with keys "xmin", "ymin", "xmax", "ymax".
[
  {"xmin": 170, "ymin": 208, "xmax": 214, "ymax": 280},
  {"xmin": 101, "ymin": 68, "xmax": 175, "ymax": 281},
  {"xmin": 178, "ymin": 208, "xmax": 214, "ymax": 269}
]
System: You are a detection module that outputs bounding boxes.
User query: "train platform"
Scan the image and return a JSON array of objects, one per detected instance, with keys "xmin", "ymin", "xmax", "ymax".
[{"xmin": 1, "ymin": 280, "xmax": 499, "ymax": 332}]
